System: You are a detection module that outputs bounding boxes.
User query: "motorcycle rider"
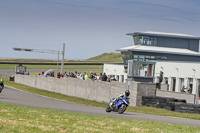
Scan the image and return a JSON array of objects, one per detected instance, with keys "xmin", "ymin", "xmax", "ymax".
[
  {"xmin": 110, "ymin": 90, "xmax": 130, "ymax": 107},
  {"xmin": 0, "ymin": 79, "xmax": 4, "ymax": 93}
]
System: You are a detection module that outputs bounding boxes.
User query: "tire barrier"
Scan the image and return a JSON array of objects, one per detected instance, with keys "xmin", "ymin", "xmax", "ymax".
[{"xmin": 142, "ymin": 96, "xmax": 200, "ymax": 114}]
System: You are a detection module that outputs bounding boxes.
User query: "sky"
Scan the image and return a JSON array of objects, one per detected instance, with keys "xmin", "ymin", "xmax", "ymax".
[{"xmin": 1, "ymin": 0, "xmax": 200, "ymax": 60}]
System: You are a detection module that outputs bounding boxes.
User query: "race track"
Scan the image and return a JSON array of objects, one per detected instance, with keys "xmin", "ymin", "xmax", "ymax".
[{"xmin": 1, "ymin": 86, "xmax": 200, "ymax": 127}]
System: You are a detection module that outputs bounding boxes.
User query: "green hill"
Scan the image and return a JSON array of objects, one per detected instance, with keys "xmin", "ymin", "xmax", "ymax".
[{"xmin": 86, "ymin": 53, "xmax": 123, "ymax": 63}]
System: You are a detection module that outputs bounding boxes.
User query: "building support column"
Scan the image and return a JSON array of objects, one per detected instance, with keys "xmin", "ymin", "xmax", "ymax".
[
  {"xmin": 115, "ymin": 75, "xmax": 119, "ymax": 81},
  {"xmin": 119, "ymin": 75, "xmax": 122, "ymax": 82},
  {"xmin": 168, "ymin": 77, "xmax": 172, "ymax": 91},
  {"xmin": 175, "ymin": 77, "xmax": 180, "ymax": 92},
  {"xmin": 192, "ymin": 78, "xmax": 197, "ymax": 95},
  {"xmin": 184, "ymin": 77, "xmax": 188, "ymax": 88}
]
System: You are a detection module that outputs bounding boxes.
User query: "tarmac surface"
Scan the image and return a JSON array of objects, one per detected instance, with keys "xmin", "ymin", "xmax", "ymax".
[{"xmin": 1, "ymin": 86, "xmax": 200, "ymax": 127}]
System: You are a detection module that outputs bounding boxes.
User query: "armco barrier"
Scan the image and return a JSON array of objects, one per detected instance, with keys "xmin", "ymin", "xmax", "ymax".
[{"xmin": 14, "ymin": 74, "xmax": 157, "ymax": 107}]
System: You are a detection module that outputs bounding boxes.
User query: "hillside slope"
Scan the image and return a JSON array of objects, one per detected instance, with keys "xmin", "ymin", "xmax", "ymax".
[{"xmin": 87, "ymin": 53, "xmax": 123, "ymax": 63}]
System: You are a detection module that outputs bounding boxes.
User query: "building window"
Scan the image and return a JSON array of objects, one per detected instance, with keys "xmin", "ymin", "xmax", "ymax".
[
  {"xmin": 133, "ymin": 62, "xmax": 140, "ymax": 76},
  {"xmin": 139, "ymin": 36, "xmax": 158, "ymax": 46},
  {"xmin": 133, "ymin": 35, "xmax": 140, "ymax": 45},
  {"xmin": 128, "ymin": 60, "xmax": 155, "ymax": 78},
  {"xmin": 133, "ymin": 54, "xmax": 167, "ymax": 61}
]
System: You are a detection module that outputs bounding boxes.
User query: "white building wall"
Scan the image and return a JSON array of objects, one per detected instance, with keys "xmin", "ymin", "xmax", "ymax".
[
  {"xmin": 103, "ymin": 63, "xmax": 127, "ymax": 83},
  {"xmin": 155, "ymin": 61, "xmax": 200, "ymax": 94},
  {"xmin": 104, "ymin": 61, "xmax": 200, "ymax": 97}
]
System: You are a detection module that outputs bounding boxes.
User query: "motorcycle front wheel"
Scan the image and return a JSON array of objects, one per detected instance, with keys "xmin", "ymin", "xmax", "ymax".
[
  {"xmin": 118, "ymin": 104, "xmax": 127, "ymax": 114},
  {"xmin": 106, "ymin": 104, "xmax": 112, "ymax": 113}
]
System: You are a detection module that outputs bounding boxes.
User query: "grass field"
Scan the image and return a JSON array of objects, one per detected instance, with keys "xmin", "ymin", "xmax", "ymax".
[
  {"xmin": 2, "ymin": 77, "xmax": 200, "ymax": 121},
  {"xmin": 87, "ymin": 53, "xmax": 123, "ymax": 63},
  {"xmin": 0, "ymin": 53, "xmax": 123, "ymax": 63},
  {"xmin": 1, "ymin": 102, "xmax": 199, "ymax": 133},
  {"xmin": 0, "ymin": 64, "xmax": 103, "ymax": 70}
]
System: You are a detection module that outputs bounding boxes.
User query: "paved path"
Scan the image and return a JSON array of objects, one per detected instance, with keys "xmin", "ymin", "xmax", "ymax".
[{"xmin": 1, "ymin": 86, "xmax": 200, "ymax": 127}]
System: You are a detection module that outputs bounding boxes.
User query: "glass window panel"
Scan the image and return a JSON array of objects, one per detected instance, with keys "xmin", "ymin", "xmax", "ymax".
[
  {"xmin": 139, "ymin": 55, "xmax": 145, "ymax": 61},
  {"xmin": 128, "ymin": 62, "xmax": 133, "ymax": 76},
  {"xmin": 156, "ymin": 56, "xmax": 161, "ymax": 59},
  {"xmin": 151, "ymin": 56, "xmax": 155, "ymax": 59},
  {"xmin": 148, "ymin": 64, "xmax": 154, "ymax": 77},
  {"xmin": 140, "ymin": 63, "xmax": 148, "ymax": 76},
  {"xmin": 139, "ymin": 36, "xmax": 144, "ymax": 44},
  {"xmin": 161, "ymin": 56, "xmax": 167, "ymax": 60},
  {"xmin": 143, "ymin": 37, "xmax": 149, "ymax": 45},
  {"xmin": 133, "ymin": 35, "xmax": 140, "ymax": 45},
  {"xmin": 134, "ymin": 55, "xmax": 138, "ymax": 59},
  {"xmin": 133, "ymin": 62, "xmax": 140, "ymax": 76}
]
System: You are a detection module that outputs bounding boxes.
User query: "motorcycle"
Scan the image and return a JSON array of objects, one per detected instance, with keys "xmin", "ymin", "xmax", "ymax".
[
  {"xmin": 0, "ymin": 84, "xmax": 4, "ymax": 93},
  {"xmin": 106, "ymin": 97, "xmax": 130, "ymax": 114}
]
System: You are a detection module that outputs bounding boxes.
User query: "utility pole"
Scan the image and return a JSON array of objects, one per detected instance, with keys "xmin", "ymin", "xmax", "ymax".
[
  {"xmin": 61, "ymin": 43, "xmax": 65, "ymax": 74},
  {"xmin": 13, "ymin": 44, "xmax": 65, "ymax": 75}
]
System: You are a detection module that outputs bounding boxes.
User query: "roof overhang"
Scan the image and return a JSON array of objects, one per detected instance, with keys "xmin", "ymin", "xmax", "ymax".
[
  {"xmin": 126, "ymin": 31, "xmax": 200, "ymax": 40},
  {"xmin": 116, "ymin": 46, "xmax": 200, "ymax": 57}
]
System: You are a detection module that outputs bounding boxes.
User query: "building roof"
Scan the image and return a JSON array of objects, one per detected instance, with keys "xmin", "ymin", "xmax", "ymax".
[
  {"xmin": 117, "ymin": 45, "xmax": 200, "ymax": 56},
  {"xmin": 126, "ymin": 31, "xmax": 200, "ymax": 40}
]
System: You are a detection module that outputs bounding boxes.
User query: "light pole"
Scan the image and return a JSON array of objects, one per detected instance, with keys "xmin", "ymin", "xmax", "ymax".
[{"xmin": 13, "ymin": 44, "xmax": 66, "ymax": 74}]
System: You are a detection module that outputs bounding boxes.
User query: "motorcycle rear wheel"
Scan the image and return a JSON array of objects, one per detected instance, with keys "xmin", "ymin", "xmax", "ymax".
[{"xmin": 118, "ymin": 104, "xmax": 127, "ymax": 114}]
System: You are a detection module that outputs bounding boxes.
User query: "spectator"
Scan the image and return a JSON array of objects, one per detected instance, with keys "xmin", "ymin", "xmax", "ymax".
[
  {"xmin": 90, "ymin": 71, "xmax": 93, "ymax": 79},
  {"xmin": 64, "ymin": 71, "xmax": 67, "ymax": 77},
  {"xmin": 101, "ymin": 73, "xmax": 107, "ymax": 81},
  {"xmin": 188, "ymin": 86, "xmax": 192, "ymax": 94},
  {"xmin": 181, "ymin": 85, "xmax": 186, "ymax": 93},
  {"xmin": 75, "ymin": 71, "xmax": 78, "ymax": 78},
  {"xmin": 57, "ymin": 72, "xmax": 61, "ymax": 78},
  {"xmin": 49, "ymin": 72, "xmax": 52, "ymax": 77},
  {"xmin": 96, "ymin": 74, "xmax": 100, "ymax": 80},
  {"xmin": 107, "ymin": 75, "xmax": 112, "ymax": 82},
  {"xmin": 52, "ymin": 71, "xmax": 55, "ymax": 77},
  {"xmin": 71, "ymin": 73, "xmax": 75, "ymax": 78},
  {"xmin": 99, "ymin": 73, "xmax": 102, "ymax": 80},
  {"xmin": 68, "ymin": 72, "xmax": 71, "ymax": 77},
  {"xmin": 79, "ymin": 73, "xmax": 84, "ymax": 79},
  {"xmin": 84, "ymin": 72, "xmax": 89, "ymax": 80}
]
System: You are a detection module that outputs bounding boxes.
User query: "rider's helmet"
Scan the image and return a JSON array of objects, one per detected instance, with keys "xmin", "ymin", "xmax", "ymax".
[
  {"xmin": 125, "ymin": 90, "xmax": 130, "ymax": 97},
  {"xmin": 0, "ymin": 79, "xmax": 3, "ymax": 84}
]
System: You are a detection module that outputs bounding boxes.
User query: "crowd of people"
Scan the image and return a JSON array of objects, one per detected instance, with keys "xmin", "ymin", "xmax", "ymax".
[
  {"xmin": 181, "ymin": 85, "xmax": 192, "ymax": 94},
  {"xmin": 40, "ymin": 70, "xmax": 117, "ymax": 82}
]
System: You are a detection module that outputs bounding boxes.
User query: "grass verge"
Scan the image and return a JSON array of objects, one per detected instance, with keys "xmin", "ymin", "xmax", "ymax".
[
  {"xmin": 2, "ymin": 77, "xmax": 200, "ymax": 120},
  {"xmin": 0, "ymin": 102, "xmax": 200, "ymax": 133}
]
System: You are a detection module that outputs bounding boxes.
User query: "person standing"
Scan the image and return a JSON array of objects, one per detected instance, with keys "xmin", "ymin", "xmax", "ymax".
[
  {"xmin": 101, "ymin": 73, "xmax": 107, "ymax": 81},
  {"xmin": 84, "ymin": 72, "xmax": 89, "ymax": 80},
  {"xmin": 57, "ymin": 72, "xmax": 61, "ymax": 78}
]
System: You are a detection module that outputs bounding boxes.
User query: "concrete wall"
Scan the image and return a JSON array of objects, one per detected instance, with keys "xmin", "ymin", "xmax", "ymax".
[
  {"xmin": 156, "ymin": 90, "xmax": 195, "ymax": 104},
  {"xmin": 135, "ymin": 82, "xmax": 156, "ymax": 106},
  {"xmin": 15, "ymin": 74, "xmax": 157, "ymax": 107}
]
